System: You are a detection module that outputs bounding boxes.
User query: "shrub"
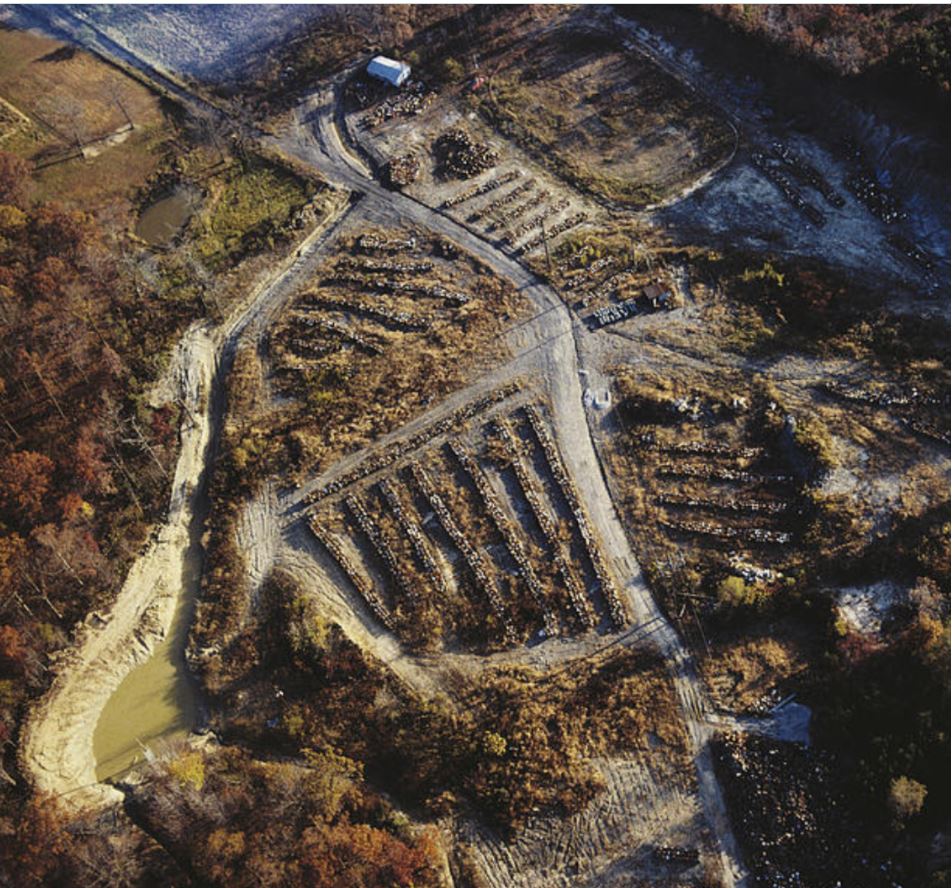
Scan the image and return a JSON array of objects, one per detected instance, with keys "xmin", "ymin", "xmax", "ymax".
[
  {"xmin": 888, "ymin": 776, "xmax": 927, "ymax": 822},
  {"xmin": 167, "ymin": 750, "xmax": 206, "ymax": 791},
  {"xmin": 716, "ymin": 575, "xmax": 770, "ymax": 610},
  {"xmin": 440, "ymin": 57, "xmax": 465, "ymax": 82}
]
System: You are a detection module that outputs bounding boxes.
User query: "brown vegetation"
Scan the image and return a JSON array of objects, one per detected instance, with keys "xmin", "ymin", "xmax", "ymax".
[
  {"xmin": 128, "ymin": 743, "xmax": 444, "ymax": 888},
  {"xmin": 705, "ymin": 4, "xmax": 950, "ymax": 91},
  {"xmin": 195, "ymin": 566, "xmax": 687, "ymax": 838},
  {"xmin": 268, "ymin": 225, "xmax": 527, "ymax": 477}
]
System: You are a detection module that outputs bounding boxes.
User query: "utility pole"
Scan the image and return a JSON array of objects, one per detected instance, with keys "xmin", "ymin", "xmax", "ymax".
[
  {"xmin": 115, "ymin": 96, "xmax": 133, "ymax": 130},
  {"xmin": 541, "ymin": 218, "xmax": 553, "ymax": 279}
]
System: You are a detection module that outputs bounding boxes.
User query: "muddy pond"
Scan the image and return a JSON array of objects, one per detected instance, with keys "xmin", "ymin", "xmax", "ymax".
[
  {"xmin": 92, "ymin": 533, "xmax": 203, "ymax": 782},
  {"xmin": 135, "ymin": 185, "xmax": 201, "ymax": 246}
]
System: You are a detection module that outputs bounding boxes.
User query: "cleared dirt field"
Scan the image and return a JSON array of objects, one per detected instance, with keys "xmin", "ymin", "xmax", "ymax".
[{"xmin": 486, "ymin": 28, "xmax": 735, "ymax": 207}]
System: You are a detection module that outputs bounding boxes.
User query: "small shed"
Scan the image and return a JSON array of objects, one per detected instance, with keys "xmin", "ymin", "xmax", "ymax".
[{"xmin": 367, "ymin": 55, "xmax": 411, "ymax": 88}]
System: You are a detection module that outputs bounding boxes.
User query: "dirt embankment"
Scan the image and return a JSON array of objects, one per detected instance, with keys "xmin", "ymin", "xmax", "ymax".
[
  {"xmin": 19, "ymin": 323, "xmax": 217, "ymax": 810},
  {"xmin": 19, "ymin": 190, "xmax": 352, "ymax": 811}
]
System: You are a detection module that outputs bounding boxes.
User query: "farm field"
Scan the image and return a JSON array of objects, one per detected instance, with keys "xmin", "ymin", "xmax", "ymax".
[{"xmin": 0, "ymin": 24, "xmax": 169, "ymax": 205}]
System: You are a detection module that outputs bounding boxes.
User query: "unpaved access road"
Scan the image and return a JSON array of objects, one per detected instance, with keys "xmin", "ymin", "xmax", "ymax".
[{"xmin": 18, "ymin": 15, "xmax": 750, "ymax": 885}]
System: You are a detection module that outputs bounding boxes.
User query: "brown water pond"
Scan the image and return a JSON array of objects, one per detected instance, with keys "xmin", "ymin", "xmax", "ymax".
[{"xmin": 135, "ymin": 185, "xmax": 201, "ymax": 246}]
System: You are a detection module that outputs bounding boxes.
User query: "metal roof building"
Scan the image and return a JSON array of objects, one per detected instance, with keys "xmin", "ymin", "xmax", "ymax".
[{"xmin": 367, "ymin": 55, "xmax": 411, "ymax": 87}]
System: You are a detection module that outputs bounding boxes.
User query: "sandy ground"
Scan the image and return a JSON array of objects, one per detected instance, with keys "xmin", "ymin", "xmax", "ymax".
[
  {"xmin": 462, "ymin": 753, "xmax": 705, "ymax": 888},
  {"xmin": 19, "ymin": 188, "xmax": 352, "ymax": 811},
  {"xmin": 236, "ymin": 482, "xmax": 280, "ymax": 610},
  {"xmin": 19, "ymin": 322, "xmax": 216, "ymax": 810}
]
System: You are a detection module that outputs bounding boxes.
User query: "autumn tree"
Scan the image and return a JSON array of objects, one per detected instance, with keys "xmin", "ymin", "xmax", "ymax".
[
  {"xmin": 0, "ymin": 795, "xmax": 78, "ymax": 884},
  {"xmin": 0, "ymin": 450, "xmax": 54, "ymax": 526},
  {"xmin": 0, "ymin": 624, "xmax": 27, "ymax": 669},
  {"xmin": 0, "ymin": 151, "xmax": 33, "ymax": 209}
]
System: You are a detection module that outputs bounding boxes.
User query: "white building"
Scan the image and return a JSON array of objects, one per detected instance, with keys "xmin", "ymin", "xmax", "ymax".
[{"xmin": 367, "ymin": 55, "xmax": 411, "ymax": 87}]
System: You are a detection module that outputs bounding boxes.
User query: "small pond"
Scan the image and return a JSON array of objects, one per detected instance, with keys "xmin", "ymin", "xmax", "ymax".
[{"xmin": 135, "ymin": 185, "xmax": 201, "ymax": 246}]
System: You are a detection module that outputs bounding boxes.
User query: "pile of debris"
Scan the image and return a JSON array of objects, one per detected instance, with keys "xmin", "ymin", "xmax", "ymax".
[
  {"xmin": 656, "ymin": 493, "xmax": 790, "ymax": 516},
  {"xmin": 442, "ymin": 170, "xmax": 520, "ymax": 209},
  {"xmin": 885, "ymin": 234, "xmax": 935, "ymax": 272},
  {"xmin": 660, "ymin": 518, "xmax": 792, "ymax": 544},
  {"xmin": 385, "ymin": 152, "xmax": 420, "ymax": 188},
  {"xmin": 769, "ymin": 142, "xmax": 844, "ymax": 208},
  {"xmin": 307, "ymin": 381, "xmax": 521, "ymax": 503},
  {"xmin": 524, "ymin": 405, "xmax": 627, "ymax": 627},
  {"xmin": 820, "ymin": 380, "xmax": 946, "ymax": 410},
  {"xmin": 434, "ymin": 128, "xmax": 498, "ymax": 179},
  {"xmin": 357, "ymin": 233, "xmax": 418, "ymax": 253},
  {"xmin": 301, "ymin": 294, "xmax": 430, "ymax": 333},
  {"xmin": 729, "ymin": 558, "xmax": 780, "ymax": 585},
  {"xmin": 345, "ymin": 494, "xmax": 418, "ymax": 603},
  {"xmin": 651, "ymin": 846, "xmax": 699, "ymax": 866},
  {"xmin": 846, "ymin": 171, "xmax": 905, "ymax": 224},
  {"xmin": 387, "ymin": 280, "xmax": 470, "ymax": 306},
  {"xmin": 338, "ymin": 257, "xmax": 434, "ymax": 275},
  {"xmin": 314, "ymin": 317, "xmax": 383, "ymax": 356},
  {"xmin": 636, "ymin": 434, "xmax": 764, "ymax": 460},
  {"xmin": 378, "ymin": 478, "xmax": 447, "ymax": 599},
  {"xmin": 308, "ymin": 520, "xmax": 394, "ymax": 629},
  {"xmin": 561, "ymin": 255, "xmax": 618, "ymax": 290},
  {"xmin": 473, "ymin": 180, "xmax": 537, "ymax": 226},
  {"xmin": 362, "ymin": 81, "xmax": 436, "ymax": 128},
  {"xmin": 410, "ymin": 461, "xmax": 516, "ymax": 643},
  {"xmin": 657, "ymin": 463, "xmax": 792, "ymax": 484},
  {"xmin": 519, "ymin": 211, "xmax": 588, "ymax": 254},
  {"xmin": 487, "ymin": 188, "xmax": 548, "ymax": 232},
  {"xmin": 448, "ymin": 439, "xmax": 559, "ymax": 638},
  {"xmin": 507, "ymin": 199, "xmax": 570, "ymax": 244},
  {"xmin": 752, "ymin": 151, "xmax": 825, "ymax": 227},
  {"xmin": 291, "ymin": 313, "xmax": 382, "ymax": 356},
  {"xmin": 494, "ymin": 418, "xmax": 596, "ymax": 630},
  {"xmin": 576, "ymin": 270, "xmax": 630, "ymax": 310}
]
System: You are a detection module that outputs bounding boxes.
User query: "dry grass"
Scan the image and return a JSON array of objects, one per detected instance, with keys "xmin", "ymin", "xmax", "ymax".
[
  {"xmin": 0, "ymin": 29, "xmax": 161, "ymax": 142},
  {"xmin": 485, "ymin": 28, "xmax": 734, "ymax": 207},
  {"xmin": 702, "ymin": 633, "xmax": 804, "ymax": 711},
  {"xmin": 0, "ymin": 27, "xmax": 170, "ymax": 206}
]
